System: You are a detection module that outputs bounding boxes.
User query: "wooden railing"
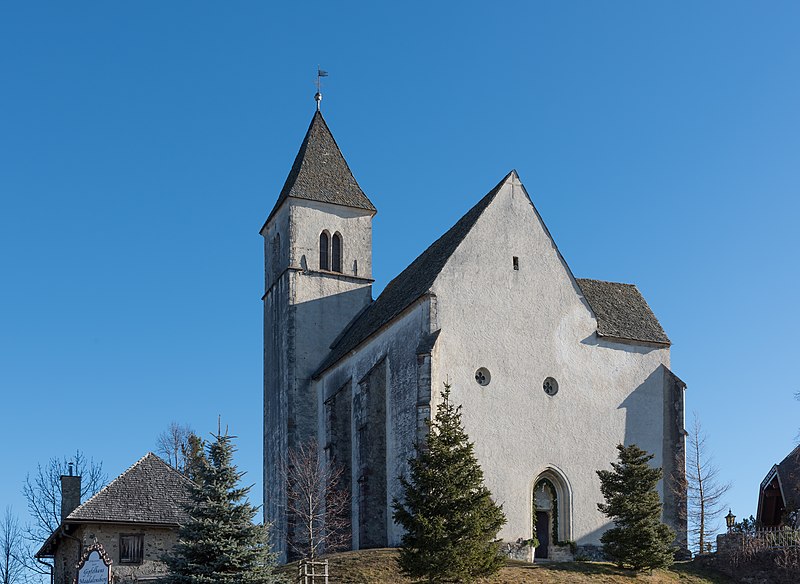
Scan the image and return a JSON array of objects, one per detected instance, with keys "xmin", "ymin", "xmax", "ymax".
[{"xmin": 297, "ymin": 559, "xmax": 329, "ymax": 584}]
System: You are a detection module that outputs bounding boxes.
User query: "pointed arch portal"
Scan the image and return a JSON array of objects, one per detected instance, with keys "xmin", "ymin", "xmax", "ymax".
[{"xmin": 532, "ymin": 468, "xmax": 572, "ymax": 559}]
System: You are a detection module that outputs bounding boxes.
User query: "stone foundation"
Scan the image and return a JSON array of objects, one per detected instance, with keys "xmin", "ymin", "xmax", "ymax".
[
  {"xmin": 501, "ymin": 540, "xmax": 582, "ymax": 563},
  {"xmin": 501, "ymin": 539, "xmax": 534, "ymax": 562},
  {"xmin": 574, "ymin": 544, "xmax": 606, "ymax": 561},
  {"xmin": 549, "ymin": 544, "xmax": 574, "ymax": 562}
]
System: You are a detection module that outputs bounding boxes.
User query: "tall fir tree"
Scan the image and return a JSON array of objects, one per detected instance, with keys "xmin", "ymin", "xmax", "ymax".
[
  {"xmin": 162, "ymin": 432, "xmax": 280, "ymax": 584},
  {"xmin": 392, "ymin": 383, "xmax": 506, "ymax": 583},
  {"xmin": 596, "ymin": 444, "xmax": 676, "ymax": 571}
]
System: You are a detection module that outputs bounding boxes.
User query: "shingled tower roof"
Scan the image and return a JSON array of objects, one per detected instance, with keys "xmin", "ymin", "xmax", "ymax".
[{"xmin": 264, "ymin": 111, "xmax": 376, "ymax": 226}]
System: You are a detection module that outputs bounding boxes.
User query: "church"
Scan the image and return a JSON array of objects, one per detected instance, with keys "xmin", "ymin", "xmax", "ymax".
[{"xmin": 262, "ymin": 106, "xmax": 687, "ymax": 562}]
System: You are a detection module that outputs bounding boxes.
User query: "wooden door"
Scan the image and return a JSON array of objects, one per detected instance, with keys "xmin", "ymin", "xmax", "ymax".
[{"xmin": 535, "ymin": 511, "xmax": 549, "ymax": 559}]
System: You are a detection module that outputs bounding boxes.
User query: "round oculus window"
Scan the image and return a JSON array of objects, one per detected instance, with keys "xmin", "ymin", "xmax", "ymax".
[
  {"xmin": 543, "ymin": 377, "xmax": 558, "ymax": 396},
  {"xmin": 475, "ymin": 368, "xmax": 491, "ymax": 386}
]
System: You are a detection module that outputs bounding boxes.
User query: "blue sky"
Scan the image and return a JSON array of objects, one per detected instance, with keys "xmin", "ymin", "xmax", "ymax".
[{"xmin": 1, "ymin": 0, "xmax": 799, "ymax": 544}]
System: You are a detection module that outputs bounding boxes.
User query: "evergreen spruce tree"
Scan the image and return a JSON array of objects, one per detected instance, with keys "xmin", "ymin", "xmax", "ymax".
[
  {"xmin": 392, "ymin": 383, "xmax": 506, "ymax": 583},
  {"xmin": 162, "ymin": 432, "xmax": 281, "ymax": 584},
  {"xmin": 596, "ymin": 444, "xmax": 676, "ymax": 572}
]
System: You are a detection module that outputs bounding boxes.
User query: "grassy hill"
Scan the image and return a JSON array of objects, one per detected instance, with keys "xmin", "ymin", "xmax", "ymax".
[{"xmin": 282, "ymin": 549, "xmax": 735, "ymax": 583}]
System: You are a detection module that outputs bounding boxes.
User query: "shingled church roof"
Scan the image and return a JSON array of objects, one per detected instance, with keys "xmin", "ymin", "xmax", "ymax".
[
  {"xmin": 264, "ymin": 111, "xmax": 376, "ymax": 226},
  {"xmin": 313, "ymin": 171, "xmax": 671, "ymax": 376},
  {"xmin": 576, "ymin": 278, "xmax": 671, "ymax": 345},
  {"xmin": 67, "ymin": 452, "xmax": 193, "ymax": 525},
  {"xmin": 314, "ymin": 172, "xmax": 511, "ymax": 377}
]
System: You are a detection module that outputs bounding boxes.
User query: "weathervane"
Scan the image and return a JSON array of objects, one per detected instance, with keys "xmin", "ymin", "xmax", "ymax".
[{"xmin": 315, "ymin": 67, "xmax": 328, "ymax": 111}]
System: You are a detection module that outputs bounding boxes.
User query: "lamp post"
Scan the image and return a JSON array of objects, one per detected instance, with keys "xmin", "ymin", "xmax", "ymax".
[{"xmin": 725, "ymin": 509, "xmax": 736, "ymax": 533}]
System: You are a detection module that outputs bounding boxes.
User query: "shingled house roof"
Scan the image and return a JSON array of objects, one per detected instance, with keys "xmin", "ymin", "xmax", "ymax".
[
  {"xmin": 264, "ymin": 111, "xmax": 376, "ymax": 227},
  {"xmin": 36, "ymin": 453, "xmax": 194, "ymax": 559},
  {"xmin": 576, "ymin": 278, "xmax": 670, "ymax": 345},
  {"xmin": 314, "ymin": 172, "xmax": 511, "ymax": 377},
  {"xmin": 67, "ymin": 452, "xmax": 193, "ymax": 525},
  {"xmin": 776, "ymin": 446, "xmax": 800, "ymax": 509}
]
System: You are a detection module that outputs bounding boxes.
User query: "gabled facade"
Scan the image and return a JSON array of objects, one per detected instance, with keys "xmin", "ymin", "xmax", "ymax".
[
  {"xmin": 263, "ymin": 111, "xmax": 688, "ymax": 561},
  {"xmin": 36, "ymin": 453, "xmax": 193, "ymax": 584},
  {"xmin": 757, "ymin": 445, "xmax": 800, "ymax": 527}
]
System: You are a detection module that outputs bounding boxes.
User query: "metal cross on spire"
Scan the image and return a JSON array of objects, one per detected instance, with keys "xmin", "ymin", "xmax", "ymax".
[{"xmin": 315, "ymin": 67, "xmax": 328, "ymax": 111}]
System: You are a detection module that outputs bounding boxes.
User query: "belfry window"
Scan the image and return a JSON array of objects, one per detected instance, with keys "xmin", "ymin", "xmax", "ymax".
[
  {"xmin": 319, "ymin": 231, "xmax": 330, "ymax": 270},
  {"xmin": 332, "ymin": 233, "xmax": 342, "ymax": 273}
]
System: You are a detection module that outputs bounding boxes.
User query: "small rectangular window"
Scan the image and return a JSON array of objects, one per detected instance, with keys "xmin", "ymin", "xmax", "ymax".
[
  {"xmin": 119, "ymin": 534, "xmax": 144, "ymax": 564},
  {"xmin": 513, "ymin": 256, "xmax": 519, "ymax": 270}
]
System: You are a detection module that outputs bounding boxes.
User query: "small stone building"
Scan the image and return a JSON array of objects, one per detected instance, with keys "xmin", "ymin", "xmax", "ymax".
[
  {"xmin": 262, "ymin": 108, "xmax": 688, "ymax": 561},
  {"xmin": 36, "ymin": 453, "xmax": 193, "ymax": 584}
]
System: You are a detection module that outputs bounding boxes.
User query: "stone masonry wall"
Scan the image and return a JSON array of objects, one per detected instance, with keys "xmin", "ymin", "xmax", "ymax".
[
  {"xmin": 355, "ymin": 358, "xmax": 387, "ymax": 548},
  {"xmin": 325, "ymin": 381, "xmax": 353, "ymax": 548},
  {"xmin": 316, "ymin": 297, "xmax": 434, "ymax": 550},
  {"xmin": 53, "ymin": 523, "xmax": 177, "ymax": 584},
  {"xmin": 262, "ymin": 199, "xmax": 373, "ymax": 561}
]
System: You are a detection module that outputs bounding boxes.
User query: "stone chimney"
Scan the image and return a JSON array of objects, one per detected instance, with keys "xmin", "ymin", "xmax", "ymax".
[{"xmin": 60, "ymin": 463, "xmax": 81, "ymax": 522}]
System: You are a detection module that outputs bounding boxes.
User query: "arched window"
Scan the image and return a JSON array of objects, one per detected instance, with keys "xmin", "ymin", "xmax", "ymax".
[
  {"xmin": 319, "ymin": 231, "xmax": 329, "ymax": 270},
  {"xmin": 331, "ymin": 233, "xmax": 342, "ymax": 273}
]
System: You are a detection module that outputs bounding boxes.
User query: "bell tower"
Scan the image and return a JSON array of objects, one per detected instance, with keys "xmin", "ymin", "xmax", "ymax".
[{"xmin": 261, "ymin": 109, "xmax": 376, "ymax": 560}]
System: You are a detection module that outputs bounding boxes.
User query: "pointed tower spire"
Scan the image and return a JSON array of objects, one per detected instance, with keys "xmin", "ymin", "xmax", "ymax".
[{"xmin": 263, "ymin": 110, "xmax": 376, "ymax": 226}]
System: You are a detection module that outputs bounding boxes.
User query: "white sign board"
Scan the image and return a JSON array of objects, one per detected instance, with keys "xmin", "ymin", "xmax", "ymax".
[{"xmin": 77, "ymin": 550, "xmax": 109, "ymax": 584}]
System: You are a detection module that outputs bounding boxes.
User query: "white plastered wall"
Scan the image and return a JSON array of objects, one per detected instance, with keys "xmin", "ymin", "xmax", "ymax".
[
  {"xmin": 288, "ymin": 199, "xmax": 374, "ymax": 279},
  {"xmin": 429, "ymin": 174, "xmax": 671, "ymax": 546}
]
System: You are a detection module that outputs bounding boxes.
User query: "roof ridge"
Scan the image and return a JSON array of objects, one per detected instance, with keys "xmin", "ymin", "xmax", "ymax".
[
  {"xmin": 66, "ymin": 452, "xmax": 195, "ymax": 521},
  {"xmin": 146, "ymin": 452, "xmax": 199, "ymax": 487},
  {"xmin": 67, "ymin": 452, "xmax": 154, "ymax": 520},
  {"xmin": 577, "ymin": 277, "xmax": 636, "ymax": 287},
  {"xmin": 352, "ymin": 169, "xmax": 514, "ymax": 317},
  {"xmin": 314, "ymin": 171, "xmax": 514, "ymax": 377}
]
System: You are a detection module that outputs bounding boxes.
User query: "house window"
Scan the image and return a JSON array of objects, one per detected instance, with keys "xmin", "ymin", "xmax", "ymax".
[
  {"xmin": 513, "ymin": 256, "xmax": 519, "ymax": 270},
  {"xmin": 119, "ymin": 534, "xmax": 144, "ymax": 564},
  {"xmin": 319, "ymin": 231, "xmax": 330, "ymax": 270},
  {"xmin": 332, "ymin": 233, "xmax": 342, "ymax": 273}
]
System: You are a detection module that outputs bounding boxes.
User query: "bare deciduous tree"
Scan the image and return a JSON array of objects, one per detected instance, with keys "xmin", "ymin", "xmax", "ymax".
[
  {"xmin": 685, "ymin": 414, "xmax": 731, "ymax": 555},
  {"xmin": 284, "ymin": 438, "xmax": 350, "ymax": 560},
  {"xmin": 1, "ymin": 507, "xmax": 28, "ymax": 584},
  {"xmin": 23, "ymin": 451, "xmax": 106, "ymax": 543},
  {"xmin": 156, "ymin": 422, "xmax": 195, "ymax": 472},
  {"xmin": 22, "ymin": 451, "xmax": 106, "ymax": 579}
]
